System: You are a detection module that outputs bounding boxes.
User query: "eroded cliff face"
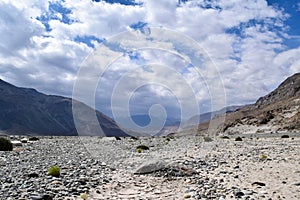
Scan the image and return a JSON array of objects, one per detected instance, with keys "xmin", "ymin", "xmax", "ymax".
[{"xmin": 255, "ymin": 73, "xmax": 300, "ymax": 107}]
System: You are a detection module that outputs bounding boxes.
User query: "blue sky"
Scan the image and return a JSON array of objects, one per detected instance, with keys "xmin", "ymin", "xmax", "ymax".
[
  {"xmin": 0, "ymin": 0, "xmax": 299, "ymax": 123},
  {"xmin": 267, "ymin": 0, "xmax": 300, "ymax": 48},
  {"xmin": 268, "ymin": 0, "xmax": 300, "ymax": 34}
]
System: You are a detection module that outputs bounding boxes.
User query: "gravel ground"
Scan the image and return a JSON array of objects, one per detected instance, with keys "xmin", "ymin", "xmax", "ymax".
[{"xmin": 0, "ymin": 134, "xmax": 299, "ymax": 199}]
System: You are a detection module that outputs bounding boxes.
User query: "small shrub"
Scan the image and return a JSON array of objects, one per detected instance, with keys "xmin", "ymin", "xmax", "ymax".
[
  {"xmin": 0, "ymin": 137, "xmax": 13, "ymax": 151},
  {"xmin": 281, "ymin": 135, "xmax": 289, "ymax": 139},
  {"xmin": 136, "ymin": 144, "xmax": 149, "ymax": 150},
  {"xmin": 204, "ymin": 137, "xmax": 213, "ymax": 142},
  {"xmin": 81, "ymin": 193, "xmax": 88, "ymax": 200},
  {"xmin": 166, "ymin": 135, "xmax": 175, "ymax": 142},
  {"xmin": 261, "ymin": 155, "xmax": 268, "ymax": 160},
  {"xmin": 235, "ymin": 137, "xmax": 243, "ymax": 141},
  {"xmin": 137, "ymin": 148, "xmax": 142, "ymax": 153},
  {"xmin": 48, "ymin": 165, "xmax": 60, "ymax": 177}
]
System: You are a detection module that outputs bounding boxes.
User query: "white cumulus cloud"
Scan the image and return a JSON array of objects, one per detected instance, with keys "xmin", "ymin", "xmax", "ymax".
[{"xmin": 0, "ymin": 0, "xmax": 299, "ymax": 120}]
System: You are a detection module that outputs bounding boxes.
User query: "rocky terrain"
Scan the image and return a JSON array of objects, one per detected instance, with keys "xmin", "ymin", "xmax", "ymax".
[
  {"xmin": 0, "ymin": 134, "xmax": 299, "ymax": 200},
  {"xmin": 1, "ymin": 72, "xmax": 299, "ymax": 200},
  {"xmin": 0, "ymin": 79, "xmax": 126, "ymax": 136},
  {"xmin": 196, "ymin": 73, "xmax": 300, "ymax": 135}
]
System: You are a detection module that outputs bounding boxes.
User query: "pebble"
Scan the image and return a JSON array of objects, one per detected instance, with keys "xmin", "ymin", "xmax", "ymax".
[
  {"xmin": 21, "ymin": 138, "xmax": 28, "ymax": 143},
  {"xmin": 235, "ymin": 191, "xmax": 245, "ymax": 197},
  {"xmin": 30, "ymin": 194, "xmax": 53, "ymax": 200},
  {"xmin": 133, "ymin": 159, "xmax": 168, "ymax": 174},
  {"xmin": 27, "ymin": 172, "xmax": 39, "ymax": 178},
  {"xmin": 252, "ymin": 181, "xmax": 266, "ymax": 186},
  {"xmin": 292, "ymin": 182, "xmax": 300, "ymax": 186}
]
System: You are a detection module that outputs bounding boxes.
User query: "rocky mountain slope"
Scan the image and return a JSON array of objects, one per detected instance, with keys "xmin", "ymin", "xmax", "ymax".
[
  {"xmin": 0, "ymin": 79, "xmax": 127, "ymax": 136},
  {"xmin": 197, "ymin": 73, "xmax": 300, "ymax": 135},
  {"xmin": 188, "ymin": 105, "xmax": 243, "ymax": 125}
]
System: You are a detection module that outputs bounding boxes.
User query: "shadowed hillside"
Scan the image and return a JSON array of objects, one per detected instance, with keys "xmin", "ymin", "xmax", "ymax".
[{"xmin": 0, "ymin": 79, "xmax": 127, "ymax": 136}]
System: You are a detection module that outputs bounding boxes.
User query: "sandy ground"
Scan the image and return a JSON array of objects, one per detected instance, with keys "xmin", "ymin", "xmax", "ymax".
[{"xmin": 80, "ymin": 135, "xmax": 300, "ymax": 200}]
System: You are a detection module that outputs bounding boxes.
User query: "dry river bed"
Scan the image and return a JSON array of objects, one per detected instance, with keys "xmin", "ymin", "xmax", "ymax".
[{"xmin": 0, "ymin": 133, "xmax": 299, "ymax": 200}]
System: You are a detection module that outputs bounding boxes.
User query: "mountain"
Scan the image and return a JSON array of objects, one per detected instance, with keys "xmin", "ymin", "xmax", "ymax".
[
  {"xmin": 121, "ymin": 107, "xmax": 242, "ymax": 136},
  {"xmin": 195, "ymin": 73, "xmax": 300, "ymax": 135},
  {"xmin": 255, "ymin": 73, "xmax": 300, "ymax": 106},
  {"xmin": 129, "ymin": 115, "xmax": 180, "ymax": 127},
  {"xmin": 114, "ymin": 114, "xmax": 180, "ymax": 136},
  {"xmin": 0, "ymin": 79, "xmax": 128, "ymax": 136},
  {"xmin": 187, "ymin": 105, "xmax": 243, "ymax": 125}
]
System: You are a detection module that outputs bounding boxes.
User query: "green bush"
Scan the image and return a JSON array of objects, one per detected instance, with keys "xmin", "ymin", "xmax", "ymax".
[
  {"xmin": 48, "ymin": 165, "xmax": 60, "ymax": 177},
  {"xmin": 204, "ymin": 137, "xmax": 213, "ymax": 142},
  {"xmin": 81, "ymin": 193, "xmax": 88, "ymax": 200},
  {"xmin": 261, "ymin": 155, "xmax": 268, "ymax": 160},
  {"xmin": 0, "ymin": 137, "xmax": 13, "ymax": 151}
]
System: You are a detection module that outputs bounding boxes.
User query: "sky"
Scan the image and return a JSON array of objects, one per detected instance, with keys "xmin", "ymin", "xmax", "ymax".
[{"xmin": 0, "ymin": 0, "xmax": 300, "ymax": 124}]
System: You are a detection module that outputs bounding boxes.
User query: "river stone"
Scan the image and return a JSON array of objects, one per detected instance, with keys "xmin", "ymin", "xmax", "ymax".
[
  {"xmin": 252, "ymin": 181, "xmax": 266, "ymax": 187},
  {"xmin": 133, "ymin": 159, "xmax": 169, "ymax": 174},
  {"xmin": 21, "ymin": 138, "xmax": 28, "ymax": 143},
  {"xmin": 11, "ymin": 140, "xmax": 22, "ymax": 147},
  {"xmin": 30, "ymin": 194, "xmax": 53, "ymax": 200},
  {"xmin": 0, "ymin": 157, "xmax": 6, "ymax": 166},
  {"xmin": 292, "ymin": 182, "xmax": 300, "ymax": 186}
]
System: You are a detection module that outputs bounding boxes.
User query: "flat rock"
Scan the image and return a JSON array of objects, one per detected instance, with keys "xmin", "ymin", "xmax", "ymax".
[
  {"xmin": 252, "ymin": 181, "xmax": 266, "ymax": 187},
  {"xmin": 101, "ymin": 137, "xmax": 117, "ymax": 141},
  {"xmin": 30, "ymin": 194, "xmax": 53, "ymax": 200},
  {"xmin": 11, "ymin": 140, "xmax": 22, "ymax": 147},
  {"xmin": 292, "ymin": 182, "xmax": 300, "ymax": 186},
  {"xmin": 21, "ymin": 138, "xmax": 28, "ymax": 143},
  {"xmin": 133, "ymin": 159, "xmax": 169, "ymax": 174}
]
